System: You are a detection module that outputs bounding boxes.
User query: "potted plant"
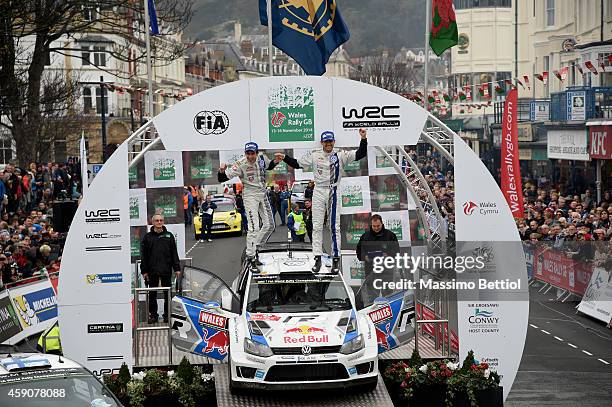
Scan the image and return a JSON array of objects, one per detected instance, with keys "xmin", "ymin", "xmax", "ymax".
[
  {"xmin": 104, "ymin": 358, "xmax": 216, "ymax": 407},
  {"xmin": 447, "ymin": 351, "xmax": 503, "ymax": 407}
]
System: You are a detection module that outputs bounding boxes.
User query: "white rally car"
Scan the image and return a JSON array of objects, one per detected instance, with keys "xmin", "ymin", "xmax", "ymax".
[{"xmin": 171, "ymin": 243, "xmax": 415, "ymax": 393}]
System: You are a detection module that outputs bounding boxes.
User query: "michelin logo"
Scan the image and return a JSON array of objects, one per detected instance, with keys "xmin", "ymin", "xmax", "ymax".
[{"xmin": 86, "ymin": 273, "xmax": 123, "ymax": 284}]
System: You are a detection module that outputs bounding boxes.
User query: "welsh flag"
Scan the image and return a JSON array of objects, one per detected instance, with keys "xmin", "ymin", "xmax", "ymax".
[{"xmin": 429, "ymin": 0, "xmax": 458, "ymax": 56}]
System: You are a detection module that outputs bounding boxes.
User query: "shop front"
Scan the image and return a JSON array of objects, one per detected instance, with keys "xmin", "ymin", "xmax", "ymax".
[{"xmin": 587, "ymin": 122, "xmax": 612, "ymax": 202}]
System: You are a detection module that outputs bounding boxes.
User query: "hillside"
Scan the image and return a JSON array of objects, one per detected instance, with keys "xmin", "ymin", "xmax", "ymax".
[{"xmin": 185, "ymin": 0, "xmax": 426, "ymax": 56}]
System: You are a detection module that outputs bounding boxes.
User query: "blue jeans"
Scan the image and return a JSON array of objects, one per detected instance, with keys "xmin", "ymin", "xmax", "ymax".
[{"xmin": 280, "ymin": 200, "xmax": 288, "ymax": 224}]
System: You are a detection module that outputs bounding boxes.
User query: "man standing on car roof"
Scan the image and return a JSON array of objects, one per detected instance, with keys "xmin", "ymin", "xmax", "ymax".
[
  {"xmin": 219, "ymin": 142, "xmax": 282, "ymax": 267},
  {"xmin": 278, "ymin": 128, "xmax": 368, "ymax": 272}
]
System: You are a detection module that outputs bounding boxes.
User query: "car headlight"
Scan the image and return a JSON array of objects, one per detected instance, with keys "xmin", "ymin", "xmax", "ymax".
[
  {"xmin": 229, "ymin": 215, "xmax": 236, "ymax": 222},
  {"xmin": 340, "ymin": 334, "xmax": 364, "ymax": 355},
  {"xmin": 244, "ymin": 338, "xmax": 273, "ymax": 357}
]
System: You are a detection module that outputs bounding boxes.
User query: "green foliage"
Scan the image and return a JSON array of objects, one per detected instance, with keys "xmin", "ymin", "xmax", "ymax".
[
  {"xmin": 461, "ymin": 350, "xmax": 476, "ymax": 372},
  {"xmin": 177, "ymin": 356, "xmax": 195, "ymax": 385},
  {"xmin": 408, "ymin": 347, "xmax": 423, "ymax": 368}
]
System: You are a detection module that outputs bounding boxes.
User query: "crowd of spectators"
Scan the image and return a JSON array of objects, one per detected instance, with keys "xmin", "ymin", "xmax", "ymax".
[
  {"xmin": 0, "ymin": 162, "xmax": 78, "ymax": 289},
  {"xmin": 518, "ymin": 185, "xmax": 612, "ymax": 243}
]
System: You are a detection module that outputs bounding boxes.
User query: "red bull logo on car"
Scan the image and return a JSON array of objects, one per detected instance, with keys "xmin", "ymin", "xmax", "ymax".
[
  {"xmin": 284, "ymin": 325, "xmax": 328, "ymax": 344},
  {"xmin": 201, "ymin": 327, "xmax": 229, "ymax": 355}
]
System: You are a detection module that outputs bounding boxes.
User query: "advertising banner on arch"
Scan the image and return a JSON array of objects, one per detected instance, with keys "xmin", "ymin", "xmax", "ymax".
[{"xmin": 500, "ymin": 88, "xmax": 524, "ymax": 218}]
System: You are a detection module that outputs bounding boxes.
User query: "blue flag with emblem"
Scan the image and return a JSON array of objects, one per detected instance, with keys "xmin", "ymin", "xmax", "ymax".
[
  {"xmin": 148, "ymin": 0, "xmax": 160, "ymax": 35},
  {"xmin": 259, "ymin": 0, "xmax": 350, "ymax": 76}
]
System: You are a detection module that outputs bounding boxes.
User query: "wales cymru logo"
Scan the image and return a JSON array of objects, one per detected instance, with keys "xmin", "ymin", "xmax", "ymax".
[
  {"xmin": 463, "ymin": 201, "xmax": 478, "ymax": 215},
  {"xmin": 268, "ymin": 85, "xmax": 315, "ymax": 142}
]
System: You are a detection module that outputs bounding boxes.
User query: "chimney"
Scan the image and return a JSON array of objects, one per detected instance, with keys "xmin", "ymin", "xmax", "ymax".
[{"xmin": 234, "ymin": 21, "xmax": 242, "ymax": 44}]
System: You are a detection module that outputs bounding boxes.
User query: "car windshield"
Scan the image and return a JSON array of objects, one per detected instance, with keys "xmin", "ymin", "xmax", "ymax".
[
  {"xmin": 0, "ymin": 368, "xmax": 119, "ymax": 407},
  {"xmin": 246, "ymin": 273, "xmax": 352, "ymax": 313},
  {"xmin": 292, "ymin": 184, "xmax": 306, "ymax": 194},
  {"xmin": 214, "ymin": 203, "xmax": 235, "ymax": 212}
]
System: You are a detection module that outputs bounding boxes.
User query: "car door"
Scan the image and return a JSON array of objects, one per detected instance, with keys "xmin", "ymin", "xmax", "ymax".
[
  {"xmin": 172, "ymin": 266, "xmax": 240, "ymax": 361},
  {"xmin": 355, "ymin": 272, "xmax": 416, "ymax": 354}
]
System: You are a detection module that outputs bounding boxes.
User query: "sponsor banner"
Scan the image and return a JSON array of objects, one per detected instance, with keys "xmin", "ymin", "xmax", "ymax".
[
  {"xmin": 340, "ymin": 148, "xmax": 369, "ymax": 177},
  {"xmin": 458, "ymin": 301, "xmax": 528, "ymax": 401},
  {"xmin": 367, "ymin": 147, "xmax": 396, "ymax": 176},
  {"xmin": 341, "ymin": 254, "xmax": 365, "ymax": 286},
  {"xmin": 370, "ymin": 174, "xmax": 409, "ymax": 212},
  {"xmin": 152, "ymin": 80, "xmax": 250, "ymax": 151},
  {"xmin": 4, "ymin": 280, "xmax": 57, "ymax": 344},
  {"xmin": 58, "ymin": 142, "xmax": 132, "ymax": 372},
  {"xmin": 567, "ymin": 91, "xmax": 586, "ymax": 121},
  {"xmin": 500, "ymin": 89, "xmax": 524, "ymax": 218},
  {"xmin": 588, "ymin": 125, "xmax": 612, "ymax": 160},
  {"xmin": 523, "ymin": 243, "xmax": 534, "ymax": 280},
  {"xmin": 129, "ymin": 188, "xmax": 148, "ymax": 226},
  {"xmin": 130, "ymin": 226, "xmax": 147, "ymax": 262},
  {"xmin": 154, "ymin": 77, "xmax": 425, "ymax": 151},
  {"xmin": 454, "ymin": 134, "xmax": 527, "ymax": 400},
  {"xmin": 0, "ymin": 291, "xmax": 22, "ymax": 344},
  {"xmin": 332, "ymin": 77, "xmax": 426, "ymax": 147},
  {"xmin": 59, "ymin": 302, "xmax": 133, "ymax": 376},
  {"xmin": 250, "ymin": 76, "xmax": 332, "ymax": 148},
  {"xmin": 128, "ymin": 159, "xmax": 146, "ymax": 189},
  {"xmin": 340, "ymin": 213, "xmax": 370, "ymax": 250},
  {"xmin": 577, "ymin": 267, "xmax": 612, "ymax": 325},
  {"xmin": 88, "ymin": 323, "xmax": 124, "ymax": 334},
  {"xmin": 372, "ymin": 210, "xmax": 411, "ymax": 242},
  {"xmin": 146, "ymin": 187, "xmax": 184, "ymax": 225},
  {"xmin": 547, "ymin": 129, "xmax": 589, "ymax": 161},
  {"xmin": 183, "ymin": 151, "xmax": 220, "ymax": 185},
  {"xmin": 533, "ymin": 247, "xmax": 593, "ymax": 295},
  {"xmin": 164, "ymin": 223, "xmax": 186, "ymax": 260},
  {"xmin": 144, "ymin": 150, "xmax": 184, "ymax": 188},
  {"xmin": 529, "ymin": 100, "xmax": 549, "ymax": 122},
  {"xmin": 455, "ymin": 135, "xmax": 522, "ymax": 241},
  {"xmin": 338, "ymin": 176, "xmax": 371, "ymax": 214}
]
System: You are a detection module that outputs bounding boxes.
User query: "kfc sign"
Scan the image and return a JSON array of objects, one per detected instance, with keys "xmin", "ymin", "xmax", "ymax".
[{"xmin": 589, "ymin": 125, "xmax": 612, "ymax": 160}]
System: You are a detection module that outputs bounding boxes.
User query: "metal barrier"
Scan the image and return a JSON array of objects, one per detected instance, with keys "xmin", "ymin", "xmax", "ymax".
[{"xmin": 133, "ymin": 258, "xmax": 192, "ymax": 367}]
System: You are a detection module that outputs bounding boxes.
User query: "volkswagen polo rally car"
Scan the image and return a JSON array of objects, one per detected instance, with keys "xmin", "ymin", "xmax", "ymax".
[{"xmin": 171, "ymin": 243, "xmax": 415, "ymax": 393}]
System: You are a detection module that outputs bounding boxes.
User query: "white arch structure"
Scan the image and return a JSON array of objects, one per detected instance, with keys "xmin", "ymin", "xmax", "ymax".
[{"xmin": 58, "ymin": 77, "xmax": 527, "ymax": 399}]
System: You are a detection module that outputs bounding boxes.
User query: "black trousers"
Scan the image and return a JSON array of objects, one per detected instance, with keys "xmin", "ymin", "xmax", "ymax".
[
  {"xmin": 202, "ymin": 216, "xmax": 213, "ymax": 239},
  {"xmin": 147, "ymin": 273, "xmax": 171, "ymax": 317}
]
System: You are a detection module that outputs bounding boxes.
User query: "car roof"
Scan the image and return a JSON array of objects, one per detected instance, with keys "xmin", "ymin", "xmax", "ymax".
[
  {"xmin": 253, "ymin": 244, "xmax": 336, "ymax": 277},
  {"xmin": 0, "ymin": 353, "xmax": 83, "ymax": 375}
]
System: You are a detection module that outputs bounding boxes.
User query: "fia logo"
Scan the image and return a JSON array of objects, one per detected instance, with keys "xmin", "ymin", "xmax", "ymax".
[{"xmin": 194, "ymin": 110, "xmax": 229, "ymax": 135}]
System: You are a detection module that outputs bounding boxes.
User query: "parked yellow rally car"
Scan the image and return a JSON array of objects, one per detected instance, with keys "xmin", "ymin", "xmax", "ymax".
[{"xmin": 194, "ymin": 198, "xmax": 242, "ymax": 239}]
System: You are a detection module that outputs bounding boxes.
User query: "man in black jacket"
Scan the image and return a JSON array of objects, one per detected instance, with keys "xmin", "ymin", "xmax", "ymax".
[
  {"xmin": 140, "ymin": 214, "xmax": 181, "ymax": 323},
  {"xmin": 356, "ymin": 214, "xmax": 400, "ymax": 279},
  {"xmin": 199, "ymin": 195, "xmax": 217, "ymax": 242},
  {"xmin": 303, "ymin": 198, "xmax": 313, "ymax": 243}
]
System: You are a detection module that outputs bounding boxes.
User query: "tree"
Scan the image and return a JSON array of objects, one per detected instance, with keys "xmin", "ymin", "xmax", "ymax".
[
  {"xmin": 350, "ymin": 54, "xmax": 419, "ymax": 95},
  {"xmin": 0, "ymin": 0, "xmax": 194, "ymax": 165}
]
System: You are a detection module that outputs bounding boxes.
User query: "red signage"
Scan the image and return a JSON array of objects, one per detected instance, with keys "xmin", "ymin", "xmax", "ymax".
[
  {"xmin": 501, "ymin": 88, "xmax": 524, "ymax": 218},
  {"xmin": 533, "ymin": 248, "xmax": 593, "ymax": 295},
  {"xmin": 198, "ymin": 311, "xmax": 227, "ymax": 329},
  {"xmin": 589, "ymin": 125, "xmax": 612, "ymax": 160}
]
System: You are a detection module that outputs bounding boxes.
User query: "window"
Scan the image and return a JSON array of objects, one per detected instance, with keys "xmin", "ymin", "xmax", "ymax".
[
  {"xmin": 0, "ymin": 137, "xmax": 13, "ymax": 165},
  {"xmin": 81, "ymin": 46, "xmax": 90, "ymax": 65},
  {"xmin": 95, "ymin": 87, "xmax": 108, "ymax": 114},
  {"xmin": 83, "ymin": 7, "xmax": 97, "ymax": 21},
  {"xmin": 83, "ymin": 87, "xmax": 93, "ymax": 113},
  {"xmin": 93, "ymin": 46, "xmax": 106, "ymax": 67},
  {"xmin": 546, "ymin": 0, "xmax": 555, "ymax": 26}
]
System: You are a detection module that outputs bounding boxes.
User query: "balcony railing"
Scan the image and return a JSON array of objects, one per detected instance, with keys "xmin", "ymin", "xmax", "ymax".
[{"xmin": 549, "ymin": 86, "xmax": 612, "ymax": 121}]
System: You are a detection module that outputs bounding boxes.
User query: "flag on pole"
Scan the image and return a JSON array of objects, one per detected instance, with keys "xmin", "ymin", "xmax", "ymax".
[
  {"xmin": 576, "ymin": 64, "xmax": 584, "ymax": 75},
  {"xmin": 523, "ymin": 75, "xmax": 530, "ymax": 90},
  {"xmin": 599, "ymin": 56, "xmax": 606, "ymax": 72},
  {"xmin": 148, "ymin": 0, "xmax": 160, "ymax": 35},
  {"xmin": 517, "ymin": 78, "xmax": 525, "ymax": 89},
  {"xmin": 542, "ymin": 71, "xmax": 548, "ymax": 85},
  {"xmin": 535, "ymin": 73, "xmax": 544, "ymax": 82},
  {"xmin": 429, "ymin": 0, "xmax": 458, "ymax": 56},
  {"xmin": 80, "ymin": 133, "xmax": 88, "ymax": 195},
  {"xmin": 259, "ymin": 0, "xmax": 350, "ymax": 75},
  {"xmin": 560, "ymin": 66, "xmax": 569, "ymax": 82},
  {"xmin": 585, "ymin": 60, "xmax": 598, "ymax": 75}
]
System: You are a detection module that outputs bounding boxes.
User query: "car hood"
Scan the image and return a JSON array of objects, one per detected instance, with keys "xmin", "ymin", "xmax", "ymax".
[
  {"xmin": 213, "ymin": 211, "xmax": 234, "ymax": 221},
  {"xmin": 245, "ymin": 310, "xmax": 353, "ymax": 348}
]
